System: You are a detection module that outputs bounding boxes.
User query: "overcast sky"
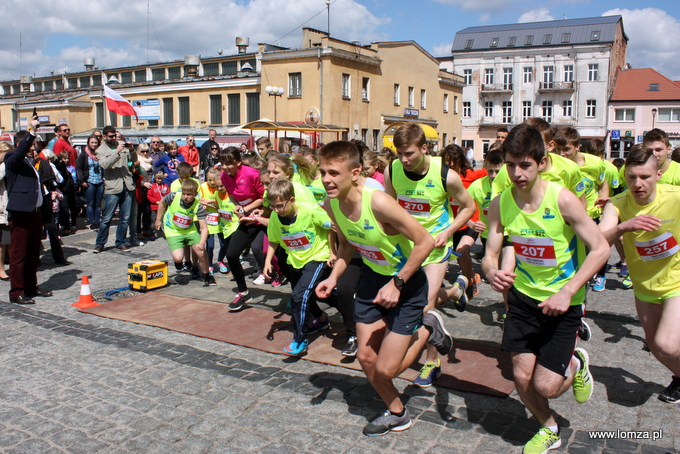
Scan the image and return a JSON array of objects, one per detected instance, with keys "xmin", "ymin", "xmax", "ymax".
[{"xmin": 1, "ymin": 0, "xmax": 678, "ymax": 82}]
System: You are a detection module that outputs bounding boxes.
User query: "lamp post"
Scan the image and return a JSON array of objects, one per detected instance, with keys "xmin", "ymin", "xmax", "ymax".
[
  {"xmin": 265, "ymin": 85, "xmax": 285, "ymax": 121},
  {"xmin": 652, "ymin": 108, "xmax": 657, "ymax": 130}
]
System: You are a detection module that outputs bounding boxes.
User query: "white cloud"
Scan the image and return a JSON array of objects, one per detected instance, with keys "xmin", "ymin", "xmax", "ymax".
[
  {"xmin": 433, "ymin": 42, "xmax": 454, "ymax": 57},
  {"xmin": 603, "ymin": 8, "xmax": 680, "ymax": 80},
  {"xmin": 518, "ymin": 8, "xmax": 555, "ymax": 23},
  {"xmin": 0, "ymin": 0, "xmax": 389, "ymax": 80}
]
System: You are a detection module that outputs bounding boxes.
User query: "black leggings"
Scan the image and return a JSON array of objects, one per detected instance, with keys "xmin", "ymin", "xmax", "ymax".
[{"xmin": 226, "ymin": 223, "xmax": 266, "ymax": 293}]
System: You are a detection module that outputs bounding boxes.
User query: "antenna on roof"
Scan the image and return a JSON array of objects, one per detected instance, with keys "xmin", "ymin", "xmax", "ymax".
[{"xmin": 563, "ymin": 14, "xmax": 567, "ymax": 20}]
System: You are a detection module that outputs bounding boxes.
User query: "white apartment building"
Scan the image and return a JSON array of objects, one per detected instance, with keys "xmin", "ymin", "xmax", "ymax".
[{"xmin": 440, "ymin": 16, "xmax": 627, "ymax": 161}]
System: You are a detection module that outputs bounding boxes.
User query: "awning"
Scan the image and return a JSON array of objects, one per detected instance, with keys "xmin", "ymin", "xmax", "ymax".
[
  {"xmin": 383, "ymin": 122, "xmax": 439, "ymax": 140},
  {"xmin": 241, "ymin": 120, "xmax": 346, "ymax": 133}
]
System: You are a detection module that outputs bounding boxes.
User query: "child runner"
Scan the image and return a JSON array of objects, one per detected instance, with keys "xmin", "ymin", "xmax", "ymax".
[{"xmin": 147, "ymin": 172, "xmax": 169, "ymax": 239}]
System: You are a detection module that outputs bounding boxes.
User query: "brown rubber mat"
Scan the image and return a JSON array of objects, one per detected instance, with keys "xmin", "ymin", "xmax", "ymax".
[{"xmin": 80, "ymin": 292, "xmax": 515, "ymax": 397}]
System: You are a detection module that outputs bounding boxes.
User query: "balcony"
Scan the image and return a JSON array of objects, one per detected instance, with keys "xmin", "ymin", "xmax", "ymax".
[
  {"xmin": 479, "ymin": 116, "xmax": 512, "ymax": 126},
  {"xmin": 538, "ymin": 81, "xmax": 575, "ymax": 92},
  {"xmin": 480, "ymin": 83, "xmax": 513, "ymax": 94}
]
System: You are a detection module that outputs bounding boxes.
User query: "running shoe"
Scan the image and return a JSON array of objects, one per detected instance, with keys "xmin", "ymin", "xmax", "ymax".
[
  {"xmin": 572, "ymin": 348, "xmax": 593, "ymax": 403},
  {"xmin": 577, "ymin": 319, "xmax": 591, "ymax": 342},
  {"xmin": 414, "ymin": 359, "xmax": 441, "ymax": 388},
  {"xmin": 341, "ymin": 336, "xmax": 358, "ymax": 357},
  {"xmin": 523, "ymin": 427, "xmax": 561, "ymax": 454},
  {"xmin": 252, "ymin": 273, "xmax": 266, "ymax": 285},
  {"xmin": 592, "ymin": 276, "xmax": 606, "ymax": 292},
  {"xmin": 658, "ymin": 376, "xmax": 680, "ymax": 404},
  {"xmin": 283, "ymin": 339, "xmax": 308, "ymax": 356},
  {"xmin": 307, "ymin": 315, "xmax": 330, "ymax": 334},
  {"xmin": 621, "ymin": 274, "xmax": 633, "ymax": 289},
  {"xmin": 363, "ymin": 408, "xmax": 411, "ymax": 436},
  {"xmin": 202, "ymin": 274, "xmax": 217, "ymax": 286},
  {"xmin": 423, "ymin": 310, "xmax": 453, "ymax": 356},
  {"xmin": 191, "ymin": 266, "xmax": 200, "ymax": 280},
  {"xmin": 271, "ymin": 274, "xmax": 288, "ymax": 288},
  {"xmin": 218, "ymin": 261, "xmax": 229, "ymax": 274},
  {"xmin": 228, "ymin": 292, "xmax": 251, "ymax": 312},
  {"xmin": 452, "ymin": 275, "xmax": 469, "ymax": 312},
  {"xmin": 611, "ymin": 261, "xmax": 624, "ymax": 269},
  {"xmin": 618, "ymin": 265, "xmax": 629, "ymax": 277}
]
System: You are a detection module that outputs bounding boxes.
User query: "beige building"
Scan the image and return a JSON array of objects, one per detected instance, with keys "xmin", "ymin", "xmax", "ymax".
[{"xmin": 0, "ymin": 29, "xmax": 463, "ymax": 151}]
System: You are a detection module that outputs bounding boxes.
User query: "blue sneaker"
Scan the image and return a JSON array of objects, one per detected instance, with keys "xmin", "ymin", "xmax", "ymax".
[
  {"xmin": 592, "ymin": 276, "xmax": 606, "ymax": 292},
  {"xmin": 618, "ymin": 265, "xmax": 628, "ymax": 277},
  {"xmin": 218, "ymin": 261, "xmax": 229, "ymax": 274},
  {"xmin": 283, "ymin": 339, "xmax": 308, "ymax": 356},
  {"xmin": 414, "ymin": 359, "xmax": 441, "ymax": 387},
  {"xmin": 621, "ymin": 274, "xmax": 633, "ymax": 289}
]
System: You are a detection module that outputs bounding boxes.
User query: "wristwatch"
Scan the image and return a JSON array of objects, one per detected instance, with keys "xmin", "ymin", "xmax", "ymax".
[{"xmin": 393, "ymin": 275, "xmax": 405, "ymax": 289}]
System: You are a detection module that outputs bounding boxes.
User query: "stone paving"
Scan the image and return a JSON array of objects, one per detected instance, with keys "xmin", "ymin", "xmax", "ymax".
[{"xmin": 0, "ymin": 226, "xmax": 677, "ymax": 453}]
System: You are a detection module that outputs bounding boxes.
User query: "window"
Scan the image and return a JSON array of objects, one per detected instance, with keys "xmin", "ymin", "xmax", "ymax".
[
  {"xmin": 135, "ymin": 70, "xmax": 147, "ymax": 82},
  {"xmin": 288, "ymin": 73, "xmax": 301, "ymax": 97},
  {"xmin": 490, "ymin": 37, "xmax": 499, "ymax": 47},
  {"xmin": 614, "ymin": 108, "xmax": 635, "ymax": 122},
  {"xmin": 591, "ymin": 31, "xmax": 600, "ymax": 41},
  {"xmin": 44, "ymin": 80, "xmax": 53, "ymax": 91},
  {"xmin": 122, "ymin": 115, "xmax": 131, "ymax": 128},
  {"xmin": 34, "ymin": 82, "xmax": 43, "ymax": 92},
  {"xmin": 523, "ymin": 67, "xmax": 533, "ymax": 84},
  {"xmin": 454, "ymin": 95, "xmax": 458, "ymax": 114},
  {"xmin": 121, "ymin": 71, "xmax": 132, "ymax": 83},
  {"xmin": 443, "ymin": 94, "xmax": 449, "ymax": 113},
  {"xmin": 394, "ymin": 84, "xmax": 400, "ymax": 105},
  {"xmin": 168, "ymin": 67, "xmax": 181, "ymax": 79},
  {"xmin": 163, "ymin": 98, "xmax": 173, "ymax": 126},
  {"xmin": 178, "ymin": 97, "xmax": 190, "ymax": 125},
  {"xmin": 95, "ymin": 102, "xmax": 104, "ymax": 128},
  {"xmin": 649, "ymin": 84, "xmax": 659, "ymax": 92},
  {"xmin": 222, "ymin": 61, "xmax": 237, "ymax": 75},
  {"xmin": 463, "ymin": 69, "xmax": 472, "ymax": 85},
  {"xmin": 502, "ymin": 101, "xmax": 512, "ymax": 124},
  {"xmin": 465, "ymin": 39, "xmax": 474, "ymax": 49},
  {"xmin": 204, "ymin": 62, "xmax": 219, "ymax": 77},
  {"xmin": 420, "ymin": 89, "xmax": 426, "ymax": 109},
  {"xmin": 658, "ymin": 108, "xmax": 680, "ymax": 122},
  {"xmin": 525, "ymin": 35, "xmax": 534, "ymax": 45},
  {"xmin": 246, "ymin": 92, "xmax": 260, "ymax": 122},
  {"xmin": 522, "ymin": 101, "xmax": 532, "ymax": 121},
  {"xmin": 210, "ymin": 94, "xmax": 222, "ymax": 125},
  {"xmin": 543, "ymin": 66, "xmax": 554, "ymax": 88},
  {"xmin": 408, "ymin": 87, "xmax": 414, "ymax": 107},
  {"xmin": 563, "ymin": 100, "xmax": 573, "ymax": 117},
  {"xmin": 342, "ymin": 74, "xmax": 350, "ymax": 99},
  {"xmin": 362, "ymin": 77, "xmax": 370, "ymax": 101},
  {"xmin": 68, "ymin": 77, "xmax": 77, "ymax": 89},
  {"xmin": 484, "ymin": 101, "xmax": 493, "ymax": 117},
  {"xmin": 588, "ymin": 64, "xmax": 598, "ymax": 81},
  {"xmin": 109, "ymin": 111, "xmax": 117, "ymax": 128},
  {"xmin": 543, "ymin": 34, "xmax": 552, "ymax": 44},
  {"xmin": 463, "ymin": 102, "xmax": 471, "ymax": 118},
  {"xmin": 586, "ymin": 99, "xmax": 596, "ymax": 118},
  {"xmin": 542, "ymin": 101, "xmax": 553, "ymax": 122},
  {"xmin": 228, "ymin": 93, "xmax": 241, "ymax": 124},
  {"xmin": 503, "ymin": 68, "xmax": 513, "ymax": 89},
  {"xmin": 79, "ymin": 76, "xmax": 90, "ymax": 88},
  {"xmin": 55, "ymin": 79, "xmax": 63, "ymax": 90},
  {"xmin": 561, "ymin": 33, "xmax": 571, "ymax": 43},
  {"xmin": 508, "ymin": 36, "xmax": 516, "ymax": 47},
  {"xmin": 484, "ymin": 68, "xmax": 494, "ymax": 85},
  {"xmin": 373, "ymin": 130, "xmax": 380, "ymax": 151},
  {"xmin": 92, "ymin": 75, "xmax": 102, "ymax": 86},
  {"xmin": 152, "ymin": 68, "xmax": 165, "ymax": 81},
  {"xmin": 563, "ymin": 65, "xmax": 574, "ymax": 82}
]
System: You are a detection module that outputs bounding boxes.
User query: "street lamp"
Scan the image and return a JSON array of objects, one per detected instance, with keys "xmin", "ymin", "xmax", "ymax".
[
  {"xmin": 265, "ymin": 85, "xmax": 285, "ymax": 121},
  {"xmin": 652, "ymin": 108, "xmax": 657, "ymax": 129}
]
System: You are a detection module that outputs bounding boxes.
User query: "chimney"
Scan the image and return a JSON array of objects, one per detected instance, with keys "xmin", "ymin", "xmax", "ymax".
[
  {"xmin": 20, "ymin": 76, "xmax": 32, "ymax": 92},
  {"xmin": 236, "ymin": 37, "xmax": 250, "ymax": 54},
  {"xmin": 184, "ymin": 55, "xmax": 200, "ymax": 78},
  {"xmin": 84, "ymin": 58, "xmax": 96, "ymax": 71}
]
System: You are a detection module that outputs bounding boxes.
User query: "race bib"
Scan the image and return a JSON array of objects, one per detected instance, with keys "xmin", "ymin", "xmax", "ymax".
[
  {"xmin": 347, "ymin": 240, "xmax": 390, "ymax": 266},
  {"xmin": 511, "ymin": 236, "xmax": 557, "ymax": 267},
  {"xmin": 635, "ymin": 231, "xmax": 679, "ymax": 261},
  {"xmin": 172, "ymin": 212, "xmax": 192, "ymax": 229},
  {"xmin": 218, "ymin": 209, "xmax": 233, "ymax": 221},
  {"xmin": 397, "ymin": 194, "xmax": 431, "ymax": 217},
  {"xmin": 205, "ymin": 212, "xmax": 220, "ymax": 226},
  {"xmin": 281, "ymin": 232, "xmax": 311, "ymax": 251}
]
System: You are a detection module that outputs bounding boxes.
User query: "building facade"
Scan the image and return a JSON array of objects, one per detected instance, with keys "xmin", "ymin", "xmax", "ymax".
[
  {"xmin": 0, "ymin": 29, "xmax": 463, "ymax": 152},
  {"xmin": 608, "ymin": 68, "xmax": 680, "ymax": 157},
  {"xmin": 440, "ymin": 15, "xmax": 627, "ymax": 162}
]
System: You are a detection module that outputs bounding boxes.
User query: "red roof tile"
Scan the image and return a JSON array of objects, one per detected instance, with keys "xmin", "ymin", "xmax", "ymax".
[{"xmin": 610, "ymin": 68, "xmax": 680, "ymax": 101}]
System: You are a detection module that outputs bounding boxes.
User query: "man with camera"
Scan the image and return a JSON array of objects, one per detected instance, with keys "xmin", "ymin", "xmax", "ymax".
[{"xmin": 93, "ymin": 125, "xmax": 135, "ymax": 253}]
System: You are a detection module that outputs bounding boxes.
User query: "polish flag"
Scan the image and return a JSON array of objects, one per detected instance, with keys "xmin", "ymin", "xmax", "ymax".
[{"xmin": 104, "ymin": 85, "xmax": 138, "ymax": 120}]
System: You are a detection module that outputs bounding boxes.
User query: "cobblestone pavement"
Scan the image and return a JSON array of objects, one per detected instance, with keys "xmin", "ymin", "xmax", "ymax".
[{"xmin": 0, "ymin": 227, "xmax": 677, "ymax": 453}]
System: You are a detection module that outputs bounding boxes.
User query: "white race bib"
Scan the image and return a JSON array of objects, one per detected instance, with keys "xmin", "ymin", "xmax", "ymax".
[
  {"xmin": 281, "ymin": 232, "xmax": 311, "ymax": 251},
  {"xmin": 397, "ymin": 194, "xmax": 431, "ymax": 217},
  {"xmin": 511, "ymin": 236, "xmax": 557, "ymax": 267},
  {"xmin": 347, "ymin": 240, "xmax": 390, "ymax": 266},
  {"xmin": 635, "ymin": 231, "xmax": 679, "ymax": 261}
]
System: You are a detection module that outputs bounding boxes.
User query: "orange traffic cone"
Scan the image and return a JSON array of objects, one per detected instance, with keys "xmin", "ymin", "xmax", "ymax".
[{"xmin": 72, "ymin": 276, "xmax": 99, "ymax": 309}]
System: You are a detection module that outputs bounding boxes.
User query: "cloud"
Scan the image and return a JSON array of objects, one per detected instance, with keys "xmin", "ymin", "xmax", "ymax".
[
  {"xmin": 434, "ymin": 0, "xmax": 509, "ymax": 13},
  {"xmin": 0, "ymin": 0, "xmax": 389, "ymax": 80},
  {"xmin": 432, "ymin": 42, "xmax": 454, "ymax": 57},
  {"xmin": 518, "ymin": 8, "xmax": 555, "ymax": 23},
  {"xmin": 604, "ymin": 8, "xmax": 680, "ymax": 80}
]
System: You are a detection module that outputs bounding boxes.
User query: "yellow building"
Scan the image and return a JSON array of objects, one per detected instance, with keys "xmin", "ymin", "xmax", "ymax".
[{"xmin": 0, "ymin": 29, "xmax": 463, "ymax": 151}]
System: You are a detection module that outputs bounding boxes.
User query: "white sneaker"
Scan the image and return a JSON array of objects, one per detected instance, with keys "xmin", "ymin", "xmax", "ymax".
[{"xmin": 252, "ymin": 274, "xmax": 266, "ymax": 285}]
